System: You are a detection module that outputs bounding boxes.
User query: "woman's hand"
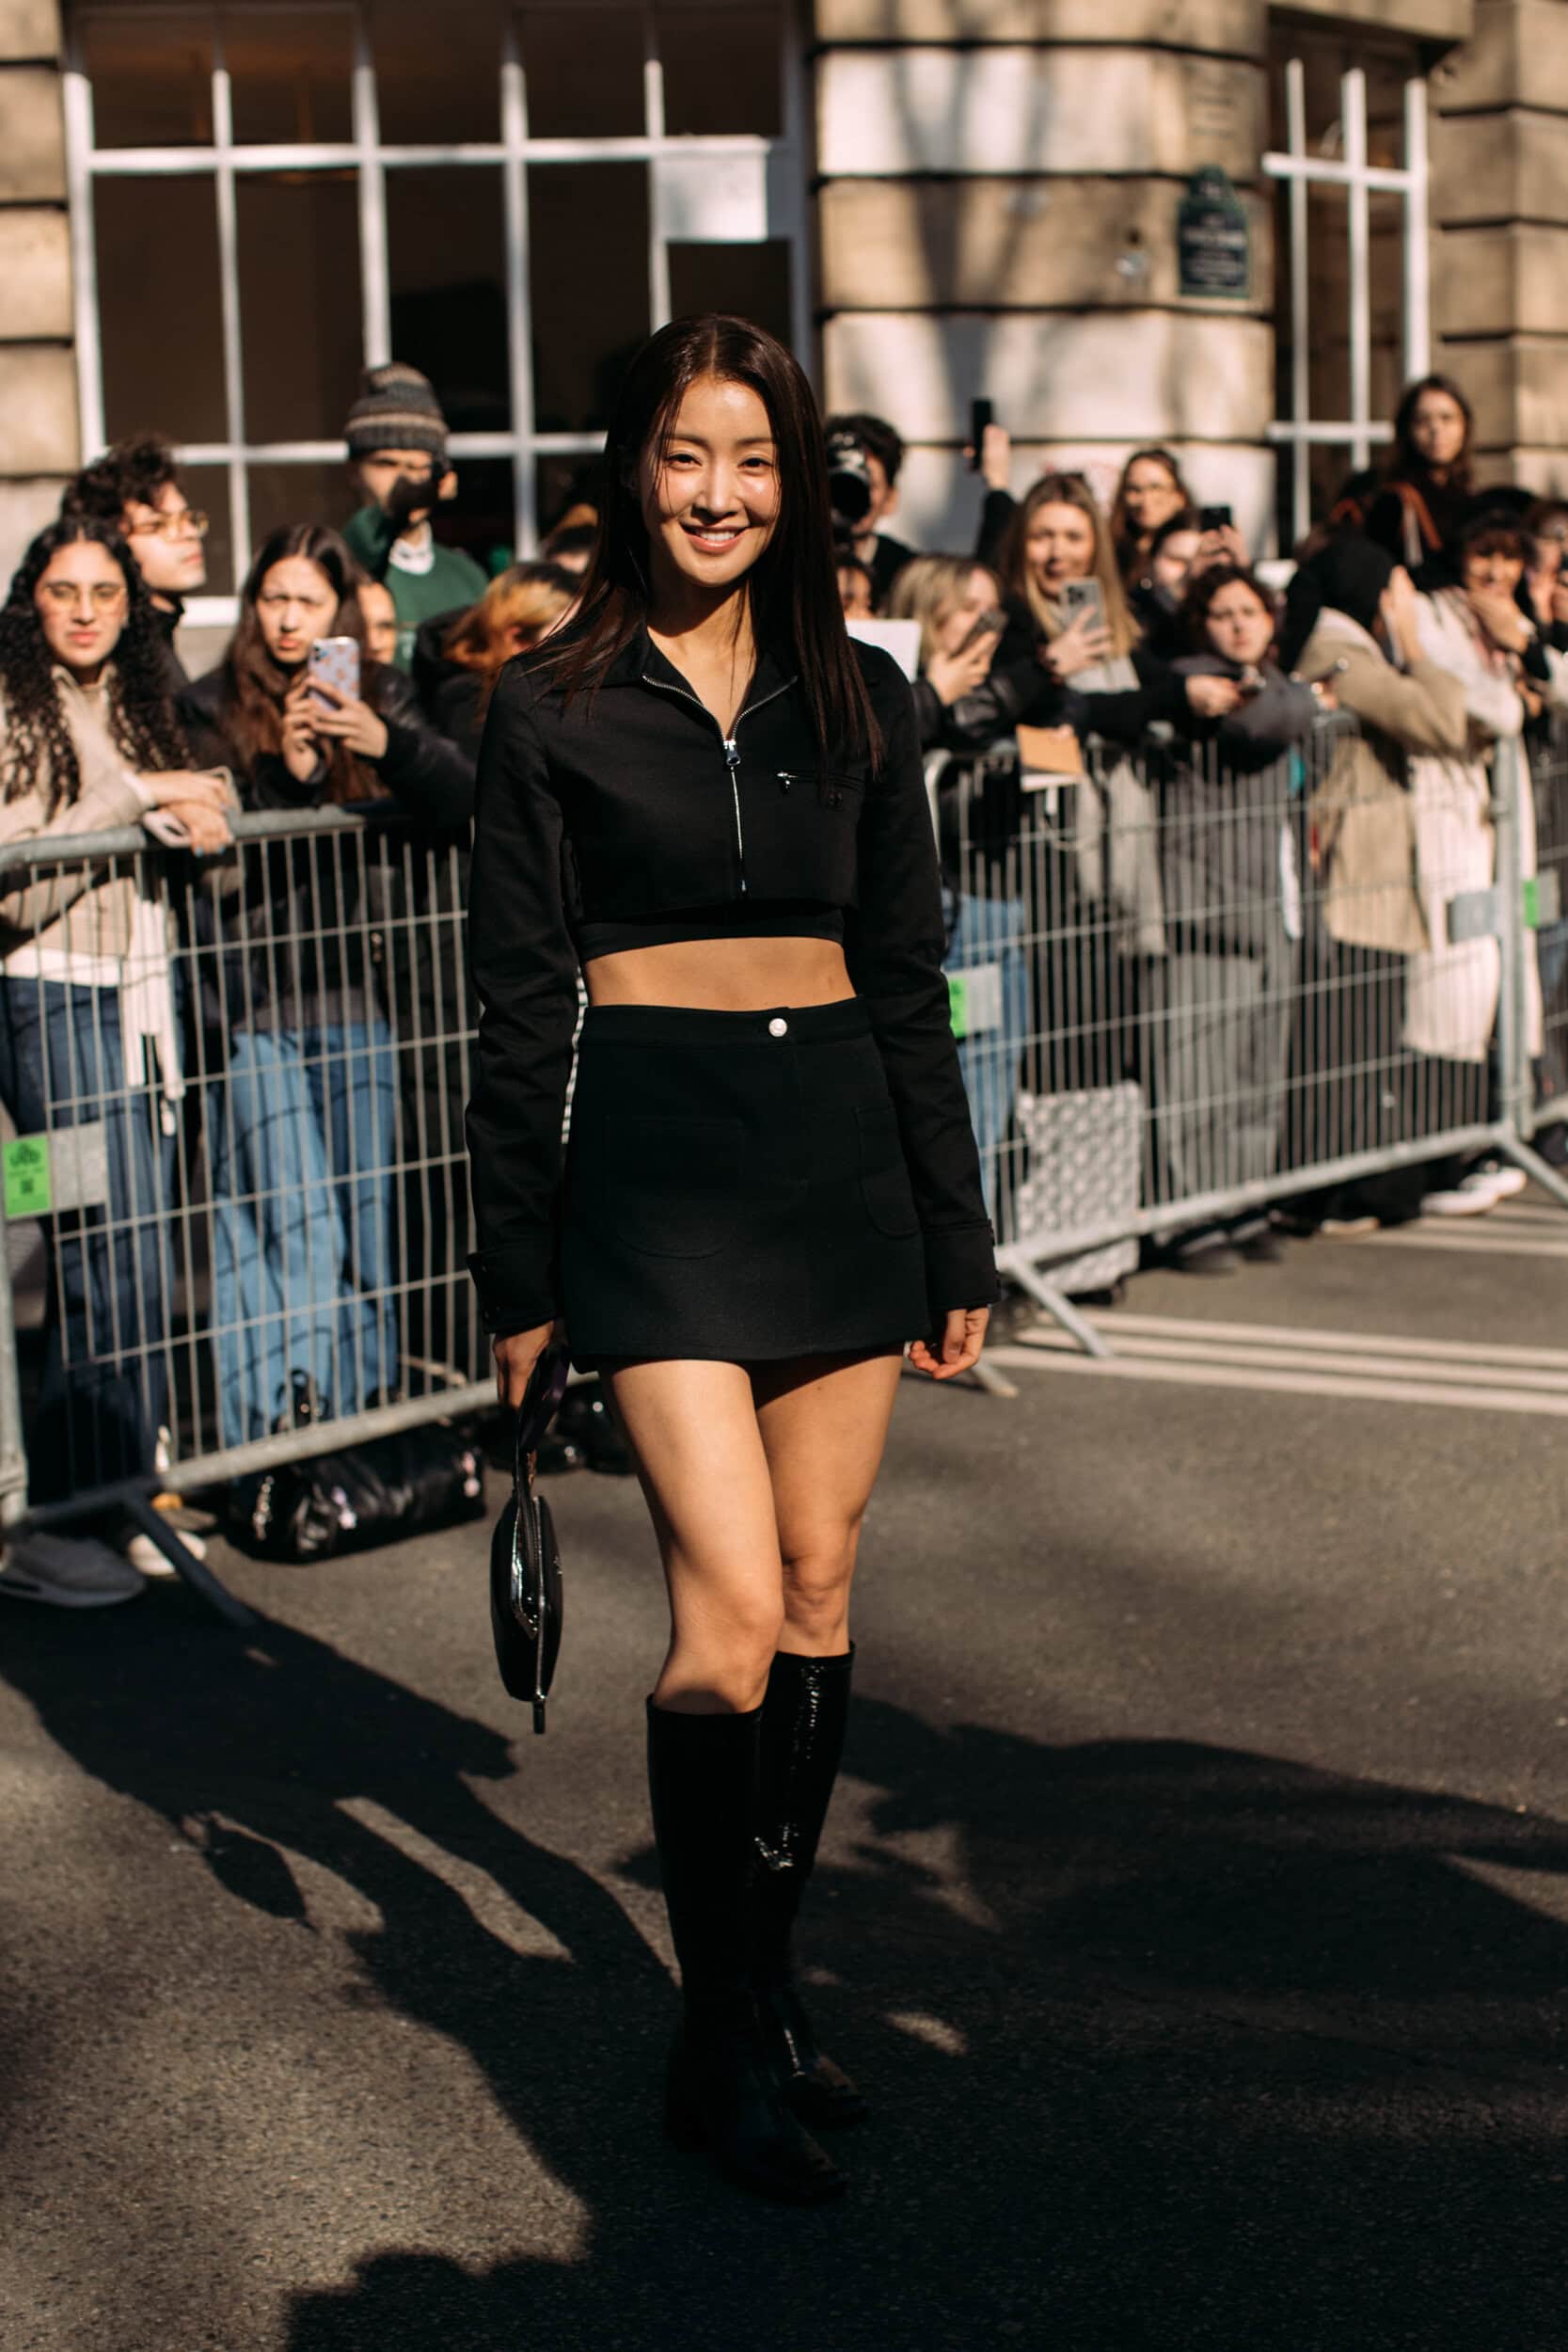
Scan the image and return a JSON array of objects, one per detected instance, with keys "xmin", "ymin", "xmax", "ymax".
[
  {"xmin": 1192, "ymin": 522, "xmax": 1247, "ymax": 579},
  {"xmin": 927, "ymin": 635, "xmax": 998, "ymax": 706},
  {"xmin": 1467, "ymin": 584, "xmax": 1533, "ymax": 656},
  {"xmin": 307, "ymin": 675, "xmax": 389, "ymax": 760},
  {"xmin": 909, "ymin": 1306, "xmax": 990, "ymax": 1381},
  {"xmin": 140, "ymin": 767, "xmax": 232, "ymax": 810},
  {"xmin": 962, "ymin": 421, "xmax": 1012, "ymax": 493},
  {"xmin": 158, "ymin": 799, "xmax": 233, "ymax": 853},
  {"xmin": 493, "ymin": 1321, "xmax": 560, "ymax": 1411},
  {"xmin": 281, "ymin": 675, "xmax": 325, "ymax": 782},
  {"xmin": 1184, "ymin": 675, "xmax": 1243, "ymax": 720},
  {"xmin": 1042, "ymin": 609, "xmax": 1113, "ymax": 679}
]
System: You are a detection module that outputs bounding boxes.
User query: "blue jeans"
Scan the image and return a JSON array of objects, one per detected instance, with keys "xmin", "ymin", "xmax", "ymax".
[
  {"xmin": 211, "ymin": 1023, "xmax": 399, "ymax": 1446},
  {"xmin": 0, "ymin": 977, "xmax": 175, "ymax": 1502},
  {"xmin": 945, "ymin": 891, "xmax": 1031, "ymax": 1232}
]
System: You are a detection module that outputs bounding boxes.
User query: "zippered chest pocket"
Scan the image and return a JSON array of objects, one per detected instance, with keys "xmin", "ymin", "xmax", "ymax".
[{"xmin": 776, "ymin": 770, "xmax": 867, "ymax": 812}]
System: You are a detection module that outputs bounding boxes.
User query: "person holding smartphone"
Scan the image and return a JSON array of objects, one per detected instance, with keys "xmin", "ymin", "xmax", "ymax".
[
  {"xmin": 341, "ymin": 363, "xmax": 488, "ymax": 671},
  {"xmin": 0, "ymin": 519, "xmax": 234, "ymax": 1591},
  {"xmin": 182, "ymin": 524, "xmax": 472, "ymax": 1447}
]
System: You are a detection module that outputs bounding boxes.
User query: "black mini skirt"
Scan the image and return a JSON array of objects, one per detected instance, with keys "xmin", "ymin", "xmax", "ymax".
[{"xmin": 560, "ymin": 998, "xmax": 929, "ymax": 1371}]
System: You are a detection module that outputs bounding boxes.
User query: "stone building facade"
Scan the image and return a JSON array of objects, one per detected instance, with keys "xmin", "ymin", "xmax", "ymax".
[{"xmin": 0, "ymin": 0, "xmax": 1562, "ymax": 602}]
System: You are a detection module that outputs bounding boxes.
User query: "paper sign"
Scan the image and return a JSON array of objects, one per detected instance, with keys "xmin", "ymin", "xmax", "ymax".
[
  {"xmin": 2, "ymin": 1124, "xmax": 111, "ymax": 1218},
  {"xmin": 4, "ymin": 1136, "xmax": 50, "ymax": 1219},
  {"xmin": 948, "ymin": 961, "xmax": 1004, "ymax": 1040}
]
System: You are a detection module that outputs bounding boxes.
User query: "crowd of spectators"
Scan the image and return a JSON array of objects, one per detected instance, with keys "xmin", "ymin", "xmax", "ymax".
[{"xmin": 0, "ymin": 356, "xmax": 1563, "ymax": 1597}]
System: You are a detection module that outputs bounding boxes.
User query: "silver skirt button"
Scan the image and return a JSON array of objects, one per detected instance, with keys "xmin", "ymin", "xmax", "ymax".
[{"xmin": 768, "ymin": 1016, "xmax": 788, "ymax": 1038}]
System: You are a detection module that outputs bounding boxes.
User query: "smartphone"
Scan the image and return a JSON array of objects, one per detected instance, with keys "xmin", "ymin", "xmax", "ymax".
[
  {"xmin": 308, "ymin": 634, "xmax": 360, "ymax": 707},
  {"xmin": 958, "ymin": 604, "xmax": 1007, "ymax": 656},
  {"xmin": 969, "ymin": 398, "xmax": 993, "ymax": 472},
  {"xmin": 1198, "ymin": 504, "xmax": 1234, "ymax": 535},
  {"xmin": 1061, "ymin": 577, "xmax": 1104, "ymax": 628}
]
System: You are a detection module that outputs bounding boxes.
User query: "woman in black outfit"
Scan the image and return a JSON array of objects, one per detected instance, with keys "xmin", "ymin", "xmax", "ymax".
[
  {"xmin": 467, "ymin": 316, "xmax": 995, "ymax": 2206},
  {"xmin": 1363, "ymin": 374, "xmax": 1477, "ymax": 583}
]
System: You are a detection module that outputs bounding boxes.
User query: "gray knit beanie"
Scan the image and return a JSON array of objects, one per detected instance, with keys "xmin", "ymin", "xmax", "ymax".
[{"xmin": 344, "ymin": 362, "xmax": 449, "ymax": 461}]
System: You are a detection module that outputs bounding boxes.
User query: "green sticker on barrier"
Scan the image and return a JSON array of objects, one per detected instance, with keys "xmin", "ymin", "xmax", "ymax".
[
  {"xmin": 948, "ymin": 974, "xmax": 969, "ymax": 1039},
  {"xmin": 1523, "ymin": 877, "xmax": 1540, "ymax": 930},
  {"xmin": 3, "ymin": 1135, "xmax": 50, "ymax": 1219}
]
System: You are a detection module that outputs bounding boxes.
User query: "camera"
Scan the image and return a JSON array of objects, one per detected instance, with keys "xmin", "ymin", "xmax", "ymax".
[{"xmin": 825, "ymin": 429, "xmax": 874, "ymax": 530}]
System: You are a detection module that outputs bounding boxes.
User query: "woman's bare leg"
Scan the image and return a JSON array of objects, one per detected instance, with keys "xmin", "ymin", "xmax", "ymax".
[
  {"xmin": 603, "ymin": 1357, "xmax": 785, "ymax": 1714},
  {"xmin": 752, "ymin": 1347, "xmax": 906, "ymax": 1652}
]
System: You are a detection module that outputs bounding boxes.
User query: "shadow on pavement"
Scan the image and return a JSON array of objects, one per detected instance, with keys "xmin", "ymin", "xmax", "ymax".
[{"xmin": 8, "ymin": 1609, "xmax": 1568, "ymax": 2351}]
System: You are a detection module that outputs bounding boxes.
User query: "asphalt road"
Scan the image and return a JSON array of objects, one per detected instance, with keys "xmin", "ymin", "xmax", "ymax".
[{"xmin": 4, "ymin": 1196, "xmax": 1568, "ymax": 2352}]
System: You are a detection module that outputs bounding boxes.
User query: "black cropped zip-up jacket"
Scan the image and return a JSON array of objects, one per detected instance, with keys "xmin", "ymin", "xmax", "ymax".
[{"xmin": 465, "ymin": 624, "xmax": 998, "ymax": 1336}]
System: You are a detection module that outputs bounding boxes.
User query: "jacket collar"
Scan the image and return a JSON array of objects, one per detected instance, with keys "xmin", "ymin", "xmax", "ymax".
[{"xmin": 602, "ymin": 619, "xmax": 798, "ymax": 713}]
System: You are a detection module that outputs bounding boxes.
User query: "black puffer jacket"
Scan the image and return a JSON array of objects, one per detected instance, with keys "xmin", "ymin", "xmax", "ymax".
[
  {"xmin": 466, "ymin": 623, "xmax": 998, "ymax": 1336},
  {"xmin": 181, "ymin": 662, "xmax": 474, "ymax": 1029}
]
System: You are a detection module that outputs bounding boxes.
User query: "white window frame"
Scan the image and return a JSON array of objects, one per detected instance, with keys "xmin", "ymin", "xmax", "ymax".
[
  {"xmin": 62, "ymin": 0, "xmax": 810, "ymax": 626},
  {"xmin": 1263, "ymin": 59, "xmax": 1431, "ymax": 548}
]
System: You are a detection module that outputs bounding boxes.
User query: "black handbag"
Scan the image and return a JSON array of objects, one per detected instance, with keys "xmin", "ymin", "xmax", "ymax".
[
  {"xmin": 227, "ymin": 1375, "xmax": 486, "ymax": 1562},
  {"xmin": 489, "ymin": 1344, "xmax": 571, "ymax": 1732}
]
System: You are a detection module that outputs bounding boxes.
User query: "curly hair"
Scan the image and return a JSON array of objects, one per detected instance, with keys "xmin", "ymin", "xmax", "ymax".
[
  {"xmin": 221, "ymin": 524, "xmax": 377, "ymax": 803},
  {"xmin": 60, "ymin": 435, "xmax": 182, "ymax": 529},
  {"xmin": 1180, "ymin": 561, "xmax": 1278, "ymax": 654},
  {"xmin": 0, "ymin": 518, "xmax": 187, "ymax": 809}
]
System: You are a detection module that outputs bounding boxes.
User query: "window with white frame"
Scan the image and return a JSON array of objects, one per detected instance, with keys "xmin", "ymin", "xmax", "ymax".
[
  {"xmin": 1265, "ymin": 26, "xmax": 1431, "ymax": 554},
  {"xmin": 63, "ymin": 0, "xmax": 808, "ymax": 623}
]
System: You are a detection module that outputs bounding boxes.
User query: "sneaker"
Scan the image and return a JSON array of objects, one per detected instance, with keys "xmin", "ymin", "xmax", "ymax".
[
  {"xmin": 1465, "ymin": 1161, "xmax": 1528, "ymax": 1201},
  {"xmin": 0, "ymin": 1532, "xmax": 145, "ymax": 1609},
  {"xmin": 123, "ymin": 1525, "xmax": 208, "ymax": 1580},
  {"xmin": 1419, "ymin": 1178, "xmax": 1500, "ymax": 1217}
]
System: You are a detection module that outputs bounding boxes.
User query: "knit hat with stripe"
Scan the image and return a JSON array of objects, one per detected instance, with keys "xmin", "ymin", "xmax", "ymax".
[{"xmin": 344, "ymin": 362, "xmax": 449, "ymax": 461}]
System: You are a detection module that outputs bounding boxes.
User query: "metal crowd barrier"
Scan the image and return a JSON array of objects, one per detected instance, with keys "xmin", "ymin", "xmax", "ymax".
[
  {"xmin": 938, "ymin": 710, "xmax": 1568, "ymax": 1355},
  {"xmin": 0, "ymin": 803, "xmax": 483, "ymax": 1619},
  {"xmin": 4, "ymin": 721, "xmax": 1568, "ymax": 1616}
]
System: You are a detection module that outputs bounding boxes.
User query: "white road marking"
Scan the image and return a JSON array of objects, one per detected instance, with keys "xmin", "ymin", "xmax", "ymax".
[{"xmin": 988, "ymin": 1295, "xmax": 1568, "ymax": 1417}]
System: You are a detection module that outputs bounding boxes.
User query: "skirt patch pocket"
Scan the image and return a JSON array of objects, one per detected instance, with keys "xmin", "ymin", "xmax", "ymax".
[
  {"xmin": 854, "ymin": 1101, "xmax": 920, "ymax": 1240},
  {"xmin": 601, "ymin": 1113, "xmax": 742, "ymax": 1259}
]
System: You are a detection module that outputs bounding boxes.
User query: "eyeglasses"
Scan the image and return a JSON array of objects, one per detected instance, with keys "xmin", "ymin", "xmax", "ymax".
[
  {"xmin": 125, "ymin": 509, "xmax": 209, "ymax": 542},
  {"xmin": 40, "ymin": 581, "xmax": 128, "ymax": 612}
]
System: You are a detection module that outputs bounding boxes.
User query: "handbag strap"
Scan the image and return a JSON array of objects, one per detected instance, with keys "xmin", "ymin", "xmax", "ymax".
[{"xmin": 513, "ymin": 1344, "xmax": 570, "ymax": 1501}]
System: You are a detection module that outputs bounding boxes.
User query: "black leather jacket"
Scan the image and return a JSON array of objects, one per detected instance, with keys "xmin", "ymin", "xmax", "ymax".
[
  {"xmin": 182, "ymin": 663, "xmax": 474, "ymax": 1030},
  {"xmin": 466, "ymin": 624, "xmax": 997, "ymax": 1335}
]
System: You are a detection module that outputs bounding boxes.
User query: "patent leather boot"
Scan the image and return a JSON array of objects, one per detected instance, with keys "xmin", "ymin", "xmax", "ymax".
[
  {"xmin": 752, "ymin": 1647, "xmax": 868, "ymax": 2129},
  {"xmin": 646, "ymin": 1699, "xmax": 847, "ymax": 2204}
]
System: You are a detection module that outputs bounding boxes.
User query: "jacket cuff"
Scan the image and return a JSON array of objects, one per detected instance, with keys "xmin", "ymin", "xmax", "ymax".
[
  {"xmin": 467, "ymin": 1243, "xmax": 560, "ymax": 1336},
  {"xmin": 923, "ymin": 1222, "xmax": 1000, "ymax": 1320}
]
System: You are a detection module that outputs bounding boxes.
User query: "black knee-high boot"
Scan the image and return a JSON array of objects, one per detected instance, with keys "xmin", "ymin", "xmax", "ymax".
[
  {"xmin": 751, "ymin": 1647, "xmax": 868, "ymax": 2127},
  {"xmin": 645, "ymin": 1699, "xmax": 847, "ymax": 2203}
]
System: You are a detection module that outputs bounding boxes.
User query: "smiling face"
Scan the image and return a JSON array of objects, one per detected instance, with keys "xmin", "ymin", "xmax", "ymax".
[
  {"xmin": 1122, "ymin": 457, "xmax": 1183, "ymax": 536},
  {"xmin": 35, "ymin": 539, "xmax": 129, "ymax": 680},
  {"xmin": 255, "ymin": 555, "xmax": 339, "ymax": 669},
  {"xmin": 1025, "ymin": 501, "xmax": 1097, "ymax": 596},
  {"xmin": 1463, "ymin": 542, "xmax": 1525, "ymax": 597},
  {"xmin": 1203, "ymin": 577, "xmax": 1275, "ymax": 667},
  {"xmin": 1409, "ymin": 389, "xmax": 1466, "ymax": 473},
  {"xmin": 639, "ymin": 373, "xmax": 781, "ymax": 601}
]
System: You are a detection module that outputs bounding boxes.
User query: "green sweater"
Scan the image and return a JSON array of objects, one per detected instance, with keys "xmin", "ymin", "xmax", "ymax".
[{"xmin": 342, "ymin": 505, "xmax": 487, "ymax": 671}]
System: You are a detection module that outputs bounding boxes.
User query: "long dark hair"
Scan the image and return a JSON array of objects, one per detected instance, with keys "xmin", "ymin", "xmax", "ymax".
[
  {"xmin": 1388, "ymin": 373, "xmax": 1475, "ymax": 494},
  {"xmin": 545, "ymin": 315, "xmax": 878, "ymax": 764},
  {"xmin": 0, "ymin": 517, "xmax": 186, "ymax": 808},
  {"xmin": 222, "ymin": 523, "xmax": 376, "ymax": 803}
]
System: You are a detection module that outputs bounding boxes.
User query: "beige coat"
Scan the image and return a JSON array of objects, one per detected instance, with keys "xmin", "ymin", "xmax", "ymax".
[
  {"xmin": 1300, "ymin": 611, "xmax": 1467, "ymax": 962},
  {"xmin": 0, "ymin": 665, "xmax": 154, "ymax": 963}
]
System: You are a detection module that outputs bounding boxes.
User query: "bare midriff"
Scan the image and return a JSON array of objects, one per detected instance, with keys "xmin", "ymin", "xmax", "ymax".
[{"xmin": 583, "ymin": 935, "xmax": 854, "ymax": 1010}]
